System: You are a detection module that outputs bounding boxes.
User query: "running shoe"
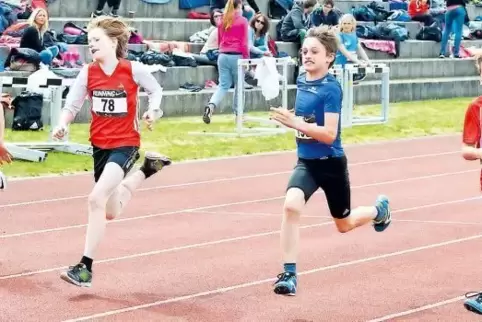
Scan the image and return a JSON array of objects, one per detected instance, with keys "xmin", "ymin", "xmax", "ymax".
[
  {"xmin": 273, "ymin": 271, "xmax": 297, "ymax": 296},
  {"xmin": 60, "ymin": 263, "xmax": 92, "ymax": 287},
  {"xmin": 464, "ymin": 291, "xmax": 482, "ymax": 314},
  {"xmin": 140, "ymin": 152, "xmax": 171, "ymax": 178},
  {"xmin": 0, "ymin": 171, "xmax": 6, "ymax": 190},
  {"xmin": 203, "ymin": 103, "xmax": 214, "ymax": 124},
  {"xmin": 373, "ymin": 195, "xmax": 391, "ymax": 232}
]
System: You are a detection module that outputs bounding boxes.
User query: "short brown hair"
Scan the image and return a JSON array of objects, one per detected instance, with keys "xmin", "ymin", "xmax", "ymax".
[
  {"xmin": 249, "ymin": 13, "xmax": 270, "ymax": 36},
  {"xmin": 87, "ymin": 16, "xmax": 130, "ymax": 59},
  {"xmin": 304, "ymin": 0, "xmax": 317, "ymax": 9},
  {"xmin": 306, "ymin": 26, "xmax": 338, "ymax": 68},
  {"xmin": 323, "ymin": 0, "xmax": 334, "ymax": 7}
]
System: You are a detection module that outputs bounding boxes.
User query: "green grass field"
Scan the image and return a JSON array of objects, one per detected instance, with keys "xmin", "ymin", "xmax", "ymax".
[{"xmin": 2, "ymin": 97, "xmax": 471, "ymax": 177}]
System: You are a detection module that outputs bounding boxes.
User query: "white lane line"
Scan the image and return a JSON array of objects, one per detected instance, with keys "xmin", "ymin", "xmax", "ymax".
[
  {"xmin": 0, "ymin": 169, "xmax": 478, "ymax": 239},
  {"xmin": 0, "ymin": 150, "xmax": 465, "ymax": 209},
  {"xmin": 7, "ymin": 133, "xmax": 460, "ymax": 182},
  {"xmin": 367, "ymin": 295, "xmax": 467, "ymax": 322},
  {"xmin": 63, "ymin": 233, "xmax": 482, "ymax": 322},
  {"xmin": 0, "ymin": 223, "xmax": 329, "ymax": 280},
  {"xmin": 0, "ymin": 195, "xmax": 479, "ymax": 281}
]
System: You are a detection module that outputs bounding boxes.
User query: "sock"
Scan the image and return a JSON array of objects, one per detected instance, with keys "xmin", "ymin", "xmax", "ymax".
[
  {"xmin": 284, "ymin": 263, "xmax": 296, "ymax": 275},
  {"xmin": 80, "ymin": 256, "xmax": 93, "ymax": 272},
  {"xmin": 374, "ymin": 204, "xmax": 384, "ymax": 222}
]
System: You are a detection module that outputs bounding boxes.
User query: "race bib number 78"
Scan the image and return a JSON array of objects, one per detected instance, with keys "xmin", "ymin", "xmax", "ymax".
[{"xmin": 92, "ymin": 90, "xmax": 128, "ymax": 117}]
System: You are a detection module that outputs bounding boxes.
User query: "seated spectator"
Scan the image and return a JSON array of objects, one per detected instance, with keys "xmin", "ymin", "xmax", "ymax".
[
  {"xmin": 408, "ymin": 0, "xmax": 435, "ymax": 25},
  {"xmin": 249, "ymin": 13, "xmax": 271, "ymax": 58},
  {"xmin": 280, "ymin": 0, "xmax": 316, "ymax": 45},
  {"xmin": 334, "ymin": 14, "xmax": 371, "ymax": 82},
  {"xmin": 18, "ymin": 8, "xmax": 60, "ymax": 65},
  {"xmin": 91, "ymin": 0, "xmax": 121, "ymax": 18},
  {"xmin": 191, "ymin": 9, "xmax": 222, "ymax": 66},
  {"xmin": 309, "ymin": 0, "xmax": 339, "ymax": 28}
]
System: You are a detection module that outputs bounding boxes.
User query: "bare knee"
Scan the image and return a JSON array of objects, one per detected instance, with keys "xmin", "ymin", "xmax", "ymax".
[
  {"xmin": 87, "ymin": 192, "xmax": 108, "ymax": 211},
  {"xmin": 283, "ymin": 188, "xmax": 305, "ymax": 220}
]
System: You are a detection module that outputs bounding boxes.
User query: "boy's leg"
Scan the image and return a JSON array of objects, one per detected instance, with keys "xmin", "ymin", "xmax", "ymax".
[
  {"xmin": 60, "ymin": 147, "xmax": 140, "ymax": 287},
  {"xmin": 273, "ymin": 160, "xmax": 318, "ymax": 296},
  {"xmin": 320, "ymin": 156, "xmax": 391, "ymax": 233},
  {"xmin": 105, "ymin": 151, "xmax": 171, "ymax": 220}
]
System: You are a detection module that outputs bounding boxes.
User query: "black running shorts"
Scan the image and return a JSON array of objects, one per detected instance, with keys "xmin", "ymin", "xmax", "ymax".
[
  {"xmin": 92, "ymin": 145, "xmax": 140, "ymax": 182},
  {"xmin": 286, "ymin": 156, "xmax": 351, "ymax": 219}
]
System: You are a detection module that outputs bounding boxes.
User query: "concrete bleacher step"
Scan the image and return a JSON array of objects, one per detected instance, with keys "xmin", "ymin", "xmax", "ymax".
[
  {"xmin": 0, "ymin": 58, "xmax": 474, "ymax": 93},
  {"xmin": 46, "ymin": 17, "xmax": 423, "ymax": 42},
  {"xmin": 4, "ymin": 75, "xmax": 479, "ymax": 127},
  {"xmin": 60, "ymin": 39, "xmax": 482, "ymax": 71},
  {"xmin": 46, "ymin": 0, "xmax": 388, "ymax": 19}
]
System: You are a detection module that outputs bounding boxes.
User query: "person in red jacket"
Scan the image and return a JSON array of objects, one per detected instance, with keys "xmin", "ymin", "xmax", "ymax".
[
  {"xmin": 408, "ymin": 0, "xmax": 435, "ymax": 25},
  {"xmin": 52, "ymin": 16, "xmax": 171, "ymax": 288}
]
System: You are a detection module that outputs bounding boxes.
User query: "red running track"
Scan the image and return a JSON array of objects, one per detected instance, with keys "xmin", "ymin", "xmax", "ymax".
[{"xmin": 1, "ymin": 134, "xmax": 482, "ymax": 322}]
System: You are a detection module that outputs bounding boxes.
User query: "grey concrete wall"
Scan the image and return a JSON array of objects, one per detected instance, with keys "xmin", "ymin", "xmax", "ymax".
[
  {"xmin": 5, "ymin": 77, "xmax": 480, "ymax": 127},
  {"xmin": 46, "ymin": 18, "xmax": 423, "ymax": 42},
  {"xmin": 46, "ymin": 0, "xmax": 389, "ymax": 19}
]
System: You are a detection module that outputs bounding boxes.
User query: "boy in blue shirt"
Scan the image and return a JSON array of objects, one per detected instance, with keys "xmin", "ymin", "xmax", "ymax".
[{"xmin": 269, "ymin": 26, "xmax": 391, "ymax": 296}]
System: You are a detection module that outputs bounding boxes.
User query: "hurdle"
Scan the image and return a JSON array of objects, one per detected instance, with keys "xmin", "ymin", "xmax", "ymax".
[
  {"xmin": 3, "ymin": 76, "xmax": 92, "ymax": 162},
  {"xmin": 342, "ymin": 63, "xmax": 390, "ymax": 127},
  {"xmin": 189, "ymin": 57, "xmax": 294, "ymax": 137}
]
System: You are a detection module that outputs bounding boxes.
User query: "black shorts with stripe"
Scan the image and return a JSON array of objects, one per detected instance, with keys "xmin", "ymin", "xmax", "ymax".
[
  {"xmin": 92, "ymin": 145, "xmax": 140, "ymax": 182},
  {"xmin": 286, "ymin": 155, "xmax": 351, "ymax": 219}
]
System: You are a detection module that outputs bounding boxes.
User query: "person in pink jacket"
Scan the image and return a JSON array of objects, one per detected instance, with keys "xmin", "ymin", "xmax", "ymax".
[{"xmin": 202, "ymin": 0, "xmax": 249, "ymax": 124}]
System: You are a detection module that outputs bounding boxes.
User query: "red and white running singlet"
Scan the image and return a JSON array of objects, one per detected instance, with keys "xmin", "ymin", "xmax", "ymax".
[{"xmin": 87, "ymin": 59, "xmax": 140, "ymax": 149}]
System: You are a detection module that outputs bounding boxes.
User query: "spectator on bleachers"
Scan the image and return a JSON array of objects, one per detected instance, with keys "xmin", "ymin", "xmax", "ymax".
[
  {"xmin": 249, "ymin": 12, "xmax": 271, "ymax": 58},
  {"xmin": 334, "ymin": 14, "xmax": 371, "ymax": 82},
  {"xmin": 191, "ymin": 9, "xmax": 222, "ymax": 66},
  {"xmin": 18, "ymin": 7, "xmax": 59, "ymax": 66},
  {"xmin": 280, "ymin": 0, "xmax": 316, "ymax": 45},
  {"xmin": 439, "ymin": 0, "xmax": 465, "ymax": 58},
  {"xmin": 210, "ymin": 0, "xmax": 260, "ymax": 22},
  {"xmin": 408, "ymin": 0, "xmax": 435, "ymax": 25},
  {"xmin": 309, "ymin": 0, "xmax": 339, "ymax": 28},
  {"xmin": 91, "ymin": 0, "xmax": 121, "ymax": 18},
  {"xmin": 202, "ymin": 0, "xmax": 249, "ymax": 124}
]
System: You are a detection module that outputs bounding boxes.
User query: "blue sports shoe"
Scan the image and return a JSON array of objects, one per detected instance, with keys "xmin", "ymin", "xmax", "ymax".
[
  {"xmin": 464, "ymin": 292, "xmax": 482, "ymax": 314},
  {"xmin": 374, "ymin": 195, "xmax": 391, "ymax": 232},
  {"xmin": 273, "ymin": 272, "xmax": 297, "ymax": 296}
]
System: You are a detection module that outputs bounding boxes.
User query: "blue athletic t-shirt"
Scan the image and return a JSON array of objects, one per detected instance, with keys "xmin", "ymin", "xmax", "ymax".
[{"xmin": 294, "ymin": 72, "xmax": 344, "ymax": 159}]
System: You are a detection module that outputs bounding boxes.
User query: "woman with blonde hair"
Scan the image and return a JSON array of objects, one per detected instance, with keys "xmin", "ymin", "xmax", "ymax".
[
  {"xmin": 202, "ymin": 0, "xmax": 249, "ymax": 124},
  {"xmin": 53, "ymin": 16, "xmax": 171, "ymax": 287},
  {"xmin": 18, "ymin": 8, "xmax": 60, "ymax": 65}
]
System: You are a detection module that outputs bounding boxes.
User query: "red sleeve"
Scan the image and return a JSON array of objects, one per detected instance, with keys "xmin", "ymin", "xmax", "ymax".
[{"xmin": 463, "ymin": 100, "xmax": 481, "ymax": 146}]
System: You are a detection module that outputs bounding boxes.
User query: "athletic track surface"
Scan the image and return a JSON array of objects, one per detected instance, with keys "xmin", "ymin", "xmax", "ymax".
[{"xmin": 1, "ymin": 134, "xmax": 482, "ymax": 322}]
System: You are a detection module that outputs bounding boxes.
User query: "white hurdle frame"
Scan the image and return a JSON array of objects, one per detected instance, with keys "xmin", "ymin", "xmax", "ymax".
[
  {"xmin": 3, "ymin": 76, "xmax": 92, "ymax": 162},
  {"xmin": 342, "ymin": 63, "xmax": 390, "ymax": 126},
  {"xmin": 189, "ymin": 57, "xmax": 294, "ymax": 137}
]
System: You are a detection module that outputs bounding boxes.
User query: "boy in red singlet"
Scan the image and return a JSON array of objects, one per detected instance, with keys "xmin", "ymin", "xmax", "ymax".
[
  {"xmin": 52, "ymin": 16, "xmax": 171, "ymax": 287},
  {"xmin": 461, "ymin": 93, "xmax": 482, "ymax": 314}
]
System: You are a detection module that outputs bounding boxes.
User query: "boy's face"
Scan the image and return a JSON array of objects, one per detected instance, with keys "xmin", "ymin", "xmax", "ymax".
[
  {"xmin": 302, "ymin": 36, "xmax": 334, "ymax": 73},
  {"xmin": 323, "ymin": 3, "xmax": 333, "ymax": 15}
]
